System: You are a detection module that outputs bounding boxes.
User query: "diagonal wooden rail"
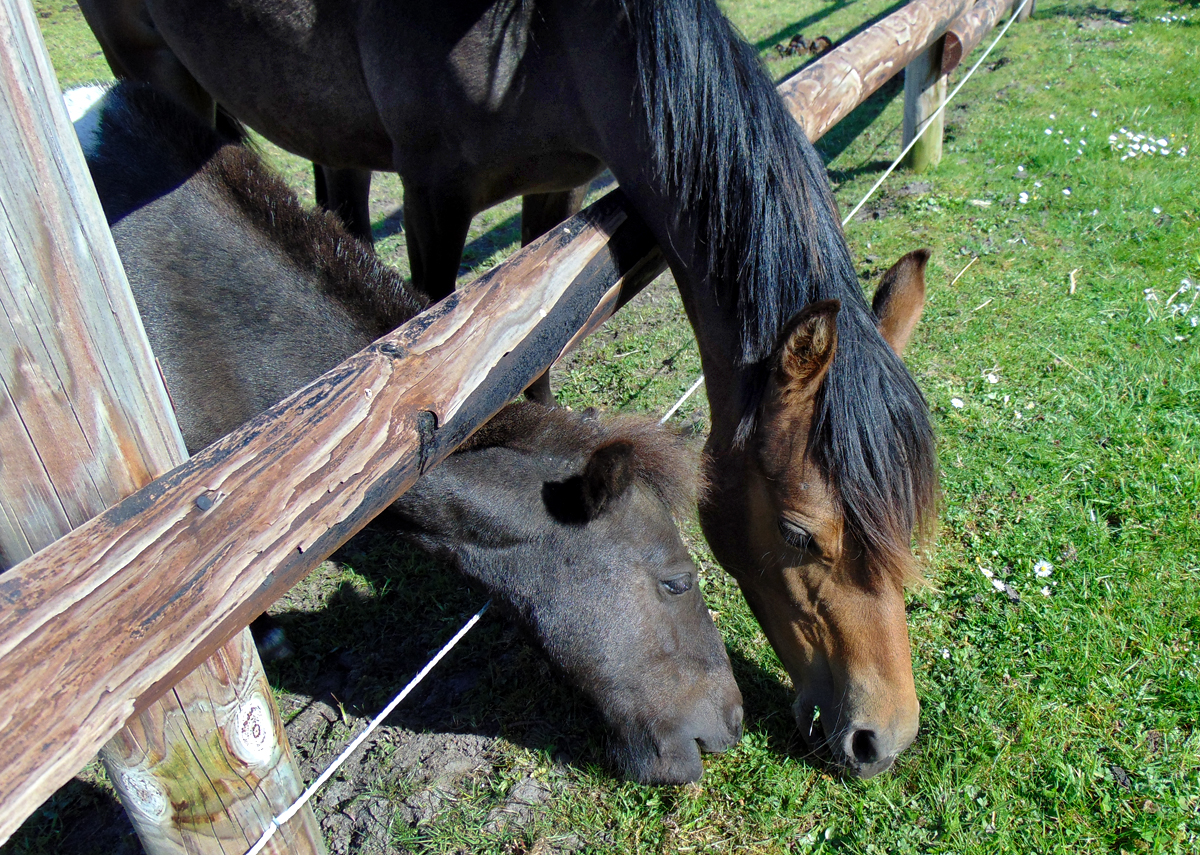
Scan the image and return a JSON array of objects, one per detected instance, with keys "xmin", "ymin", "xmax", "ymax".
[{"xmin": 0, "ymin": 0, "xmax": 1029, "ymax": 841}]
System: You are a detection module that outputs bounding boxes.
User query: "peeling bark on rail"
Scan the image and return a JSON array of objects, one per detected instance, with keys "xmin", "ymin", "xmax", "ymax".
[
  {"xmin": 779, "ymin": 0, "xmax": 972, "ymax": 142},
  {"xmin": 0, "ymin": 192, "xmax": 661, "ymax": 843}
]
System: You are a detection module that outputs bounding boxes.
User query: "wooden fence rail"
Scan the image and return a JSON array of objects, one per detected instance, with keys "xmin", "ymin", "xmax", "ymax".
[{"xmin": 0, "ymin": 0, "xmax": 1033, "ymax": 843}]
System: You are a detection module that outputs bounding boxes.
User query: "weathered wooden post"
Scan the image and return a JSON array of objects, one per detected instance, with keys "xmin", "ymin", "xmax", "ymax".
[
  {"xmin": 902, "ymin": 35, "xmax": 947, "ymax": 173},
  {"xmin": 1015, "ymin": 0, "xmax": 1035, "ymax": 24},
  {"xmin": 0, "ymin": 0, "xmax": 325, "ymax": 852}
]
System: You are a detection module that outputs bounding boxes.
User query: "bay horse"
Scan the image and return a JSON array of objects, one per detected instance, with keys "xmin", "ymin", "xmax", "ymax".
[
  {"xmin": 78, "ymin": 0, "xmax": 938, "ymax": 777},
  {"xmin": 75, "ymin": 82, "xmax": 742, "ymax": 784}
]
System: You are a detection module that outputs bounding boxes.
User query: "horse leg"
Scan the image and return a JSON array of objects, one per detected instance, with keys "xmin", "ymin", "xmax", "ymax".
[
  {"xmin": 402, "ymin": 184, "xmax": 474, "ymax": 303},
  {"xmin": 78, "ymin": 0, "xmax": 217, "ymax": 125},
  {"xmin": 520, "ymin": 187, "xmax": 589, "ymax": 405},
  {"xmin": 314, "ymin": 165, "xmax": 375, "ymax": 244}
]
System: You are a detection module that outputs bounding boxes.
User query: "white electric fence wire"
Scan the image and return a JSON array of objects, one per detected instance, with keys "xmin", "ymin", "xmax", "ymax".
[
  {"xmin": 660, "ymin": 374, "xmax": 707, "ymax": 424},
  {"xmin": 662, "ymin": 0, "xmax": 1030, "ymax": 421},
  {"xmin": 244, "ymin": 600, "xmax": 491, "ymax": 855},
  {"xmin": 840, "ymin": 0, "xmax": 1031, "ymax": 226}
]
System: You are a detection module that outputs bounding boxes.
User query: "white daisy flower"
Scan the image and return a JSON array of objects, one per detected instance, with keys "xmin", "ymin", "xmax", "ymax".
[{"xmin": 1034, "ymin": 560, "xmax": 1053, "ymax": 577}]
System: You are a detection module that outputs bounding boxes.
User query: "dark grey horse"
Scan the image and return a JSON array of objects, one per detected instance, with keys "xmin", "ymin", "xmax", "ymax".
[
  {"xmin": 77, "ymin": 82, "xmax": 741, "ymax": 783},
  {"xmin": 78, "ymin": 0, "xmax": 938, "ymax": 776}
]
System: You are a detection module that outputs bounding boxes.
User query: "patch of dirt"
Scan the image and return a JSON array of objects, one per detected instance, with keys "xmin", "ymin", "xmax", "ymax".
[
  {"xmin": 773, "ymin": 33, "xmax": 832, "ymax": 58},
  {"xmin": 5, "ymin": 524, "xmax": 604, "ymax": 855}
]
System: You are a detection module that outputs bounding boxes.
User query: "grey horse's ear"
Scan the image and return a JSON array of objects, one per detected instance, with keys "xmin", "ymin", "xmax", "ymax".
[{"xmin": 581, "ymin": 440, "xmax": 636, "ymax": 519}]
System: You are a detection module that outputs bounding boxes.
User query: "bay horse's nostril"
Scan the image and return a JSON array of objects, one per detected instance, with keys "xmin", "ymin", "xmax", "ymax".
[{"xmin": 850, "ymin": 729, "xmax": 880, "ymax": 765}]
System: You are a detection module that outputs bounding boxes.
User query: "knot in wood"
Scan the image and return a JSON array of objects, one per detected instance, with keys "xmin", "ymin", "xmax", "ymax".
[
  {"xmin": 116, "ymin": 768, "xmax": 170, "ymax": 821},
  {"xmin": 228, "ymin": 693, "xmax": 276, "ymax": 766}
]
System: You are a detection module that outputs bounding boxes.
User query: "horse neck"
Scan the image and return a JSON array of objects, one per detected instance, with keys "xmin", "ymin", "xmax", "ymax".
[{"xmin": 555, "ymin": 0, "xmax": 850, "ymax": 448}]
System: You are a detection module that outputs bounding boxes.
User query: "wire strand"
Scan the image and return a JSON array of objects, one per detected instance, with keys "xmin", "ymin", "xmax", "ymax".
[
  {"xmin": 244, "ymin": 601, "xmax": 491, "ymax": 855},
  {"xmin": 840, "ymin": 0, "xmax": 1031, "ymax": 226}
]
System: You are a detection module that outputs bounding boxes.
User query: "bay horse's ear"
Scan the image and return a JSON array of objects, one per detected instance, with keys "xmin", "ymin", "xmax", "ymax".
[
  {"xmin": 581, "ymin": 440, "xmax": 636, "ymax": 519},
  {"xmin": 872, "ymin": 249, "xmax": 929, "ymax": 356},
  {"xmin": 774, "ymin": 299, "xmax": 840, "ymax": 395}
]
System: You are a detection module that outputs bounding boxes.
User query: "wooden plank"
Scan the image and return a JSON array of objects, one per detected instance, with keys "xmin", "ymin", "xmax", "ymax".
[
  {"xmin": 0, "ymin": 190, "xmax": 660, "ymax": 843},
  {"xmin": 0, "ymin": 0, "xmax": 184, "ymax": 560},
  {"xmin": 0, "ymin": 1, "xmax": 324, "ymax": 851},
  {"xmin": 778, "ymin": 0, "xmax": 972, "ymax": 142},
  {"xmin": 941, "ymin": 0, "xmax": 1016, "ymax": 75},
  {"xmin": 902, "ymin": 37, "xmax": 947, "ymax": 172}
]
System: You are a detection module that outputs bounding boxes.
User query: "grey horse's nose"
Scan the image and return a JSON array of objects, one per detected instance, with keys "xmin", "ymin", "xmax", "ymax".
[{"xmin": 696, "ymin": 701, "xmax": 743, "ymax": 753}]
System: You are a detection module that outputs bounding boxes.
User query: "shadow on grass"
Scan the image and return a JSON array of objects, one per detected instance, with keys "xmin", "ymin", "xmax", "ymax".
[
  {"xmin": 3, "ymin": 778, "xmax": 139, "ymax": 855},
  {"xmin": 726, "ymin": 647, "xmax": 829, "ymax": 771},
  {"xmin": 262, "ymin": 519, "xmax": 809, "ymax": 782}
]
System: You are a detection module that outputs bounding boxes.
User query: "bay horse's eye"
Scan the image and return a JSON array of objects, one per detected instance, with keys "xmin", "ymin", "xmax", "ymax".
[
  {"xmin": 778, "ymin": 519, "xmax": 815, "ymax": 553},
  {"xmin": 661, "ymin": 574, "xmax": 693, "ymax": 595}
]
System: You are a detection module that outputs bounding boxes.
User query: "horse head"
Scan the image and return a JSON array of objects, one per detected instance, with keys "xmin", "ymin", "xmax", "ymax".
[
  {"xmin": 392, "ymin": 404, "xmax": 743, "ymax": 783},
  {"xmin": 701, "ymin": 250, "xmax": 933, "ymax": 778}
]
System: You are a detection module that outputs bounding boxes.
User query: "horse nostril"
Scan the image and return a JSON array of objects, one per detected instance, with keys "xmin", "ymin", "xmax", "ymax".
[
  {"xmin": 850, "ymin": 729, "xmax": 879, "ymax": 765},
  {"xmin": 729, "ymin": 704, "xmax": 744, "ymax": 738}
]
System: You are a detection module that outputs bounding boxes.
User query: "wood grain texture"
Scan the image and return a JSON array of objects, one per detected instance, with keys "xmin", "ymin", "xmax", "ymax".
[
  {"xmin": 902, "ymin": 38, "xmax": 947, "ymax": 173},
  {"xmin": 778, "ymin": 0, "xmax": 972, "ymax": 142},
  {"xmin": 101, "ymin": 628, "xmax": 325, "ymax": 855},
  {"xmin": 942, "ymin": 0, "xmax": 1017, "ymax": 75},
  {"xmin": 0, "ymin": 190, "xmax": 647, "ymax": 842},
  {"xmin": 0, "ymin": 0, "xmax": 184, "ymax": 568},
  {"xmin": 0, "ymin": 1, "xmax": 322, "ymax": 850}
]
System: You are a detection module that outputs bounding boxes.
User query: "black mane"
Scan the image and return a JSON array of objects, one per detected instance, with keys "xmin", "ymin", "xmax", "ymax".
[{"xmin": 624, "ymin": 0, "xmax": 938, "ymax": 579}]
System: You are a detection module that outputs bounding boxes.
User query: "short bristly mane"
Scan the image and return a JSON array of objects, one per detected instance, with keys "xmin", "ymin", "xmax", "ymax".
[
  {"xmin": 465, "ymin": 403, "xmax": 700, "ymax": 519},
  {"xmin": 94, "ymin": 84, "xmax": 425, "ymax": 338},
  {"xmin": 622, "ymin": 0, "xmax": 938, "ymax": 583}
]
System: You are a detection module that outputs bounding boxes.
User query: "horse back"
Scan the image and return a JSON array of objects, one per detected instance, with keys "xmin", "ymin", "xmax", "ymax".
[{"xmin": 85, "ymin": 84, "xmax": 413, "ymax": 452}]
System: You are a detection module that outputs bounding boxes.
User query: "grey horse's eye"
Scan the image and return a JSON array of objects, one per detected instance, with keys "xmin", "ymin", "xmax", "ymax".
[
  {"xmin": 661, "ymin": 574, "xmax": 693, "ymax": 595},
  {"xmin": 778, "ymin": 519, "xmax": 814, "ymax": 552}
]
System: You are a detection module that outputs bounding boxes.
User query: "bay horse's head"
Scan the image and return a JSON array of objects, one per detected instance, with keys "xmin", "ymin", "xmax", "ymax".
[
  {"xmin": 701, "ymin": 251, "xmax": 936, "ymax": 778},
  {"xmin": 393, "ymin": 403, "xmax": 743, "ymax": 784}
]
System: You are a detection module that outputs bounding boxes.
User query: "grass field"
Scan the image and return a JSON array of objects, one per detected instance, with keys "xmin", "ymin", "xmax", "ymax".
[{"xmin": 9, "ymin": 1, "xmax": 1199, "ymax": 853}]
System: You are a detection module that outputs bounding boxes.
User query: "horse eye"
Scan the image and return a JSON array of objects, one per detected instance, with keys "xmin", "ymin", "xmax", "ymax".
[
  {"xmin": 661, "ymin": 574, "xmax": 693, "ymax": 595},
  {"xmin": 778, "ymin": 519, "xmax": 814, "ymax": 552}
]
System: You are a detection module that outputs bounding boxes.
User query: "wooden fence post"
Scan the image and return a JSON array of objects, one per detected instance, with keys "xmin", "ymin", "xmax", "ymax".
[
  {"xmin": 0, "ymin": 1, "xmax": 325, "ymax": 852},
  {"xmin": 1015, "ymin": 0, "xmax": 1035, "ymax": 23},
  {"xmin": 902, "ymin": 36, "xmax": 947, "ymax": 173}
]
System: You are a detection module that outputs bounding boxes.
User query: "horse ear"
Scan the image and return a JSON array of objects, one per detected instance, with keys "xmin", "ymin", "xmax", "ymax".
[
  {"xmin": 774, "ymin": 299, "xmax": 840, "ymax": 396},
  {"xmin": 581, "ymin": 440, "xmax": 636, "ymax": 519},
  {"xmin": 872, "ymin": 249, "xmax": 929, "ymax": 356}
]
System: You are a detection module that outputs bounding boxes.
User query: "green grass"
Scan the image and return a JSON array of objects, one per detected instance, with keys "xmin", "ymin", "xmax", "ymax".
[{"xmin": 15, "ymin": 1, "xmax": 1200, "ymax": 853}]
